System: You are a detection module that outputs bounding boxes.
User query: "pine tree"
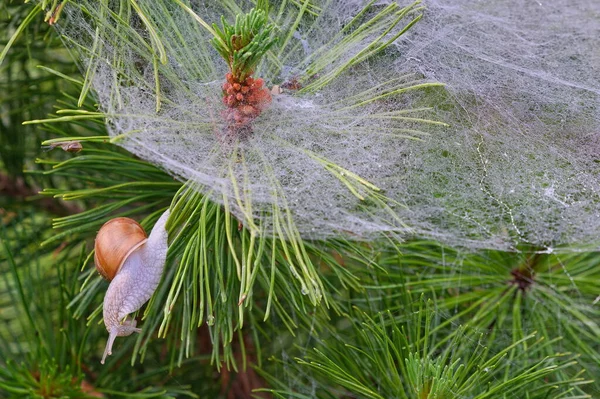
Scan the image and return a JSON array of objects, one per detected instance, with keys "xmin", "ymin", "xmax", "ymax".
[{"xmin": 1, "ymin": 1, "xmax": 598, "ymax": 398}]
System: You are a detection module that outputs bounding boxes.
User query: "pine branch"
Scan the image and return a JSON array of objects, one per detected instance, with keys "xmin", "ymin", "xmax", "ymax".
[
  {"xmin": 257, "ymin": 296, "xmax": 589, "ymax": 398},
  {"xmin": 369, "ymin": 241, "xmax": 600, "ymax": 394}
]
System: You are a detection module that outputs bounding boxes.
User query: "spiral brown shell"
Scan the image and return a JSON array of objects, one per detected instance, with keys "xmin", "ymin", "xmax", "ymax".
[{"xmin": 94, "ymin": 217, "xmax": 148, "ymax": 281}]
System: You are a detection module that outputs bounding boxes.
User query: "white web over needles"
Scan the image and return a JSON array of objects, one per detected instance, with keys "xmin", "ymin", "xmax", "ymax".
[
  {"xmin": 395, "ymin": 0, "xmax": 600, "ymax": 251},
  {"xmin": 58, "ymin": 0, "xmax": 600, "ymax": 251}
]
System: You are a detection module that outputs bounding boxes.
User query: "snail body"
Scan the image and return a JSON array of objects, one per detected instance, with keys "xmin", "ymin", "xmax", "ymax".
[{"xmin": 94, "ymin": 210, "xmax": 170, "ymax": 364}]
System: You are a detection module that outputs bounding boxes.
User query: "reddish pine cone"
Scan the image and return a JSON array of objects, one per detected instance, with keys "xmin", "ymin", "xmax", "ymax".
[{"xmin": 221, "ymin": 75, "xmax": 272, "ymax": 115}]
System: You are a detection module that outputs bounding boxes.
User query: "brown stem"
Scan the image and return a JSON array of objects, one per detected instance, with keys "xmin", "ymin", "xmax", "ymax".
[
  {"xmin": 195, "ymin": 325, "xmax": 271, "ymax": 399},
  {"xmin": 0, "ymin": 173, "xmax": 82, "ymax": 216}
]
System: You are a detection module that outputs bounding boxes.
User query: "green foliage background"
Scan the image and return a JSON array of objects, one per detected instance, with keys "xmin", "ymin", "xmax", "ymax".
[{"xmin": 0, "ymin": 1, "xmax": 598, "ymax": 398}]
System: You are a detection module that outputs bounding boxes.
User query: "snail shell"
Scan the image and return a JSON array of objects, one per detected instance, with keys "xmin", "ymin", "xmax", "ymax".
[{"xmin": 94, "ymin": 217, "xmax": 148, "ymax": 281}]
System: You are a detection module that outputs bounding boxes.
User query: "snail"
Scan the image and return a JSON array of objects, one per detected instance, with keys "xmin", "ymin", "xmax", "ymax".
[{"xmin": 94, "ymin": 209, "xmax": 170, "ymax": 364}]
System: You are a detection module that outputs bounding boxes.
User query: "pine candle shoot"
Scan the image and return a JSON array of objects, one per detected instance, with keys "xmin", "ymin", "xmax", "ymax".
[{"xmin": 210, "ymin": 7, "xmax": 276, "ymax": 141}]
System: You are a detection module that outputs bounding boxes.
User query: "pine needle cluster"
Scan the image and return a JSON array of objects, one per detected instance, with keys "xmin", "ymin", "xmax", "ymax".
[
  {"xmin": 0, "ymin": 1, "xmax": 598, "ymax": 398},
  {"xmin": 211, "ymin": 6, "xmax": 276, "ymax": 82}
]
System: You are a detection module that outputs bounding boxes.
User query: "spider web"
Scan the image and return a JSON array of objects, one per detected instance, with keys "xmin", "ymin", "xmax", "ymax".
[
  {"xmin": 394, "ymin": 0, "xmax": 600, "ymax": 251},
  {"xmin": 55, "ymin": 0, "xmax": 600, "ymax": 252}
]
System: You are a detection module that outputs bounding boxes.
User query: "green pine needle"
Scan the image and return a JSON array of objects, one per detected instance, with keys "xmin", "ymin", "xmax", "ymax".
[{"xmin": 210, "ymin": 7, "xmax": 277, "ymax": 81}]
